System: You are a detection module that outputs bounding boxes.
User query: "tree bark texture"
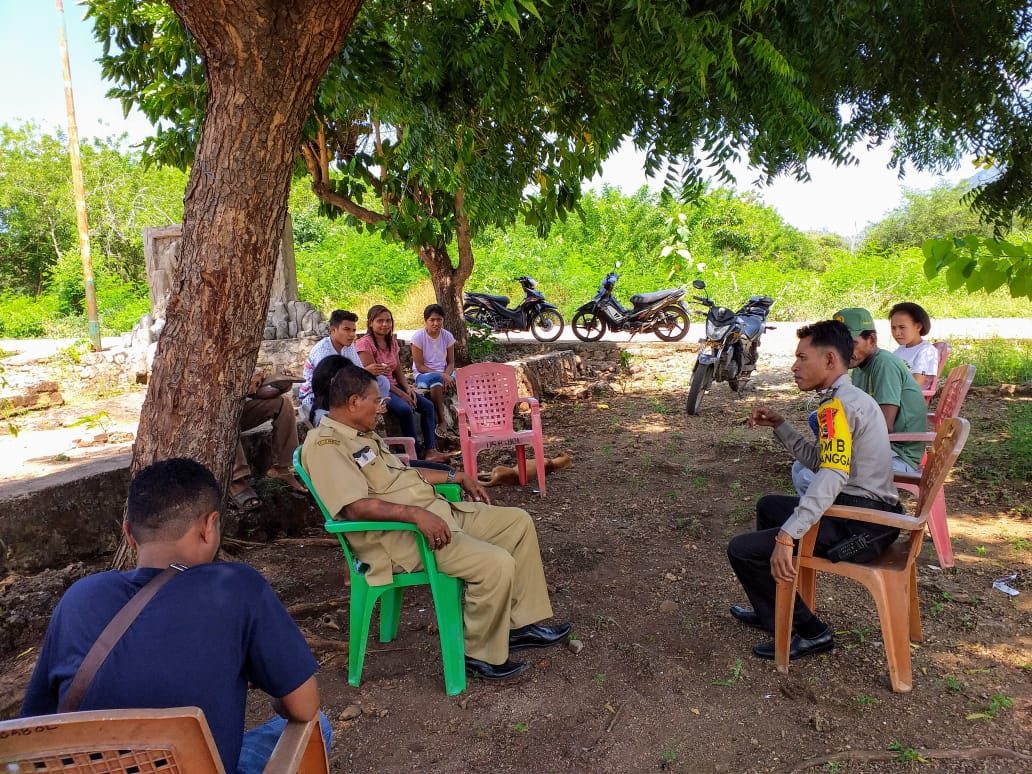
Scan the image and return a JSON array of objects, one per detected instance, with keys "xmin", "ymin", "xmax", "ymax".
[{"xmin": 132, "ymin": 1, "xmax": 363, "ymax": 492}]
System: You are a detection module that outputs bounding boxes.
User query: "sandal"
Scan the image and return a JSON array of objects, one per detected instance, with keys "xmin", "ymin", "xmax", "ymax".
[{"xmin": 230, "ymin": 484, "xmax": 262, "ymax": 511}]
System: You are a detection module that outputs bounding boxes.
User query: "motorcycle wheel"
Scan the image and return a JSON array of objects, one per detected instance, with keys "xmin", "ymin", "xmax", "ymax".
[
  {"xmin": 686, "ymin": 362, "xmax": 714, "ymax": 415},
  {"xmin": 572, "ymin": 309, "xmax": 606, "ymax": 342},
  {"xmin": 652, "ymin": 305, "xmax": 690, "ymax": 342},
  {"xmin": 530, "ymin": 309, "xmax": 565, "ymax": 342}
]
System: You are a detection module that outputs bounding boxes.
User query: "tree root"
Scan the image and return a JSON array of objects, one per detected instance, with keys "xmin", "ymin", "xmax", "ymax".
[
  {"xmin": 287, "ymin": 599, "xmax": 342, "ymax": 618},
  {"xmin": 781, "ymin": 747, "xmax": 1032, "ymax": 772}
]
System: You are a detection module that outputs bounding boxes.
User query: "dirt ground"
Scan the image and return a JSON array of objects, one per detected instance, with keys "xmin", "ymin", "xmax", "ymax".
[{"xmin": 2, "ymin": 345, "xmax": 1031, "ymax": 773}]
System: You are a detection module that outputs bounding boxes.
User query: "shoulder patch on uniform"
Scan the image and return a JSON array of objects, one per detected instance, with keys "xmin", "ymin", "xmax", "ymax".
[
  {"xmin": 817, "ymin": 397, "xmax": 852, "ymax": 473},
  {"xmin": 316, "ymin": 438, "xmax": 340, "ymax": 446}
]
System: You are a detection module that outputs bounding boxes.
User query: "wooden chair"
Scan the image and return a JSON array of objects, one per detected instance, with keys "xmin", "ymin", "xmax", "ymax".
[
  {"xmin": 0, "ymin": 707, "xmax": 327, "ymax": 773},
  {"xmin": 891, "ymin": 363, "xmax": 976, "ymax": 568},
  {"xmin": 293, "ymin": 448, "xmax": 467, "ymax": 696},
  {"xmin": 455, "ymin": 362, "xmax": 547, "ymax": 495},
  {"xmin": 773, "ymin": 417, "xmax": 970, "ymax": 693},
  {"xmin": 920, "ymin": 341, "xmax": 951, "ymax": 404}
]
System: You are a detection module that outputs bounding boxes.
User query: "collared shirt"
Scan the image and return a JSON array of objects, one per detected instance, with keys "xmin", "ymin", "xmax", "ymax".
[
  {"xmin": 301, "ymin": 415, "xmax": 475, "ymax": 584},
  {"xmin": 852, "ymin": 347, "xmax": 927, "ymax": 468},
  {"xmin": 773, "ymin": 373, "xmax": 899, "ymax": 539},
  {"xmin": 298, "ymin": 336, "xmax": 362, "ymax": 407}
]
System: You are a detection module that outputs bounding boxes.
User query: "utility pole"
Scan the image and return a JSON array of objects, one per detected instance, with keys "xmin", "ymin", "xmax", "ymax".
[{"xmin": 56, "ymin": 0, "xmax": 102, "ymax": 351}]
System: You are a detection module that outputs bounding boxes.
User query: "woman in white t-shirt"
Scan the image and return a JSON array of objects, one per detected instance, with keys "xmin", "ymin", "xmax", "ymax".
[
  {"xmin": 889, "ymin": 302, "xmax": 939, "ymax": 389},
  {"xmin": 410, "ymin": 303, "xmax": 457, "ymax": 438}
]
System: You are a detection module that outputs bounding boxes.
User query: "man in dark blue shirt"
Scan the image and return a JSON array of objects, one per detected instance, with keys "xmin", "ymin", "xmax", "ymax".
[{"xmin": 21, "ymin": 458, "xmax": 330, "ymax": 772}]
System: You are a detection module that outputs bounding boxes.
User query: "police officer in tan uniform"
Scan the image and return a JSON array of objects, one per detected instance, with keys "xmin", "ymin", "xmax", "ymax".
[
  {"xmin": 302, "ymin": 366, "xmax": 570, "ymax": 681},
  {"xmin": 727, "ymin": 320, "xmax": 902, "ymax": 661}
]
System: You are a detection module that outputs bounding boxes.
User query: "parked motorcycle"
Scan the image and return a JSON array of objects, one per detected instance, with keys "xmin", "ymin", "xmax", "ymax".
[
  {"xmin": 685, "ymin": 280, "xmax": 774, "ymax": 415},
  {"xmin": 571, "ymin": 265, "xmax": 691, "ymax": 342},
  {"xmin": 463, "ymin": 276, "xmax": 565, "ymax": 342}
]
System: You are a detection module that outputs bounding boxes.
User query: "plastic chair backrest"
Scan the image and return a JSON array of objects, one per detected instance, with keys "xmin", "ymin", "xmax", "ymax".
[
  {"xmin": 455, "ymin": 362, "xmax": 521, "ymax": 434},
  {"xmin": 913, "ymin": 417, "xmax": 970, "ymax": 521},
  {"xmin": 930, "ymin": 363, "xmax": 975, "ymax": 429},
  {"xmin": 921, "ymin": 341, "xmax": 952, "ymax": 400},
  {"xmin": 0, "ymin": 708, "xmax": 327, "ymax": 774}
]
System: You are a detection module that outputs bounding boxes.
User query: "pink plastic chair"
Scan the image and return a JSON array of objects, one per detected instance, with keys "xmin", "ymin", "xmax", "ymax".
[
  {"xmin": 455, "ymin": 362, "xmax": 546, "ymax": 496},
  {"xmin": 892, "ymin": 363, "xmax": 976, "ymax": 568},
  {"xmin": 920, "ymin": 341, "xmax": 952, "ymax": 404}
]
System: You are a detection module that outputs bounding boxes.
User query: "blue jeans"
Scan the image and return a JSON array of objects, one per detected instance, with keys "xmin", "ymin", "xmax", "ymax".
[
  {"xmin": 414, "ymin": 371, "xmax": 454, "ymax": 389},
  {"xmin": 236, "ymin": 712, "xmax": 333, "ymax": 773},
  {"xmin": 386, "ymin": 391, "xmax": 437, "ymax": 451}
]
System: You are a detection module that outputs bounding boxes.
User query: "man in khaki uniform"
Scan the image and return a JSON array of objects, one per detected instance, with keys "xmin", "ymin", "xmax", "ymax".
[{"xmin": 302, "ymin": 366, "xmax": 569, "ymax": 681}]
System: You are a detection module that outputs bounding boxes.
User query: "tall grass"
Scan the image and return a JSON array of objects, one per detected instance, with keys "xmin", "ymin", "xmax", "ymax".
[{"xmin": 945, "ymin": 339, "xmax": 1032, "ymax": 385}]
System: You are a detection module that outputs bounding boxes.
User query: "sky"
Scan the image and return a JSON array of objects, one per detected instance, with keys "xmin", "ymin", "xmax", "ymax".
[{"xmin": 1, "ymin": 1, "xmax": 971, "ymax": 238}]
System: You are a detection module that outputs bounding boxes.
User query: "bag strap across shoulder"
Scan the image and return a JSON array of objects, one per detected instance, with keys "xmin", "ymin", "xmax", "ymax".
[{"xmin": 59, "ymin": 563, "xmax": 187, "ymax": 713}]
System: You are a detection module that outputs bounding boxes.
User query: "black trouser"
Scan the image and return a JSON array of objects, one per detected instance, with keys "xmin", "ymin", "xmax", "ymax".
[{"xmin": 726, "ymin": 493, "xmax": 901, "ymax": 634}]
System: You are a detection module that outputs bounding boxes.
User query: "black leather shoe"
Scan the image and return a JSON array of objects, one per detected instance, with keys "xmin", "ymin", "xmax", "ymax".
[
  {"xmin": 752, "ymin": 629, "xmax": 834, "ymax": 661},
  {"xmin": 729, "ymin": 605, "xmax": 768, "ymax": 631},
  {"xmin": 464, "ymin": 656, "xmax": 529, "ymax": 681},
  {"xmin": 508, "ymin": 622, "xmax": 572, "ymax": 651}
]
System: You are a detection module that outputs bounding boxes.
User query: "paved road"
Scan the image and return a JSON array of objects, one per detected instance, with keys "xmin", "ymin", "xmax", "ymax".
[
  {"xmin": 464, "ymin": 318, "xmax": 1032, "ymax": 356},
  {"xmin": 3, "ymin": 318, "xmax": 1030, "ymax": 365}
]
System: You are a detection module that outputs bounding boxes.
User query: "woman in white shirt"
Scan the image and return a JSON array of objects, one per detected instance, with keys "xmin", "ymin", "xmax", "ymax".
[
  {"xmin": 889, "ymin": 302, "xmax": 939, "ymax": 388},
  {"xmin": 410, "ymin": 303, "xmax": 457, "ymax": 438}
]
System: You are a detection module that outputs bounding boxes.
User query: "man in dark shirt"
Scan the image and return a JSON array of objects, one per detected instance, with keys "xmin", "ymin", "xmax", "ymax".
[{"xmin": 21, "ymin": 458, "xmax": 330, "ymax": 773}]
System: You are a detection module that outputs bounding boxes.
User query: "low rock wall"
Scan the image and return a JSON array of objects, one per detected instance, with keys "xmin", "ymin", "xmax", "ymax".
[{"xmin": 0, "ymin": 343, "xmax": 590, "ymax": 574}]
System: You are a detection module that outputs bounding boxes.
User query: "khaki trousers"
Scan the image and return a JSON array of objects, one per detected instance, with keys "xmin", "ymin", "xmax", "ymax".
[
  {"xmin": 233, "ymin": 395, "xmax": 299, "ymax": 481},
  {"xmin": 396, "ymin": 504, "xmax": 553, "ymax": 664}
]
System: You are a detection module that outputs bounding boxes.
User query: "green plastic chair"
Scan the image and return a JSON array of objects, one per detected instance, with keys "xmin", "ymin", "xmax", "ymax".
[{"xmin": 292, "ymin": 447, "xmax": 467, "ymax": 695}]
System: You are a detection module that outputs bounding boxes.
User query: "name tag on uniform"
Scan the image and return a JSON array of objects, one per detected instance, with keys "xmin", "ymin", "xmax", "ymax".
[{"xmin": 352, "ymin": 446, "xmax": 377, "ymax": 468}]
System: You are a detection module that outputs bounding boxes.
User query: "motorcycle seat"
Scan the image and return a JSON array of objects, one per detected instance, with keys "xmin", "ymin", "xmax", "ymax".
[
  {"xmin": 629, "ymin": 289, "xmax": 679, "ymax": 306},
  {"xmin": 468, "ymin": 292, "xmax": 510, "ymax": 305}
]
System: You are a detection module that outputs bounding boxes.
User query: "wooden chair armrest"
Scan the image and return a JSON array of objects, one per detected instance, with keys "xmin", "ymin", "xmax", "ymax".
[
  {"xmin": 823, "ymin": 504, "xmax": 926, "ymax": 530},
  {"xmin": 893, "ymin": 472, "xmax": 922, "ymax": 486},
  {"xmin": 264, "ymin": 717, "xmax": 328, "ymax": 773},
  {"xmin": 887, "ymin": 431, "xmax": 935, "ymax": 443}
]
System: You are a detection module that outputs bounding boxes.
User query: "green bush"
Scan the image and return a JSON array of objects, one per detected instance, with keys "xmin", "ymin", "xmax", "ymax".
[{"xmin": 0, "ymin": 293, "xmax": 61, "ymax": 337}]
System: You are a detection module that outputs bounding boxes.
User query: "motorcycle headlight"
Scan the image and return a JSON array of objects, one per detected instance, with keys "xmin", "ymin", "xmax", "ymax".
[{"xmin": 706, "ymin": 320, "xmax": 734, "ymax": 340}]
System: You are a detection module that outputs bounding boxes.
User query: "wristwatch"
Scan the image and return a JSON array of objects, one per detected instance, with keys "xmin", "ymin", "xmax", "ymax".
[{"xmin": 446, "ymin": 468, "xmax": 456, "ymax": 483}]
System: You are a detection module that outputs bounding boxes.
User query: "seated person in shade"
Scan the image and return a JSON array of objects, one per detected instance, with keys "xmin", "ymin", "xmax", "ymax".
[
  {"xmin": 728, "ymin": 320, "xmax": 903, "ymax": 661},
  {"xmin": 793, "ymin": 307, "xmax": 924, "ymax": 495},
  {"xmin": 356, "ymin": 304, "xmax": 448, "ymax": 463},
  {"xmin": 20, "ymin": 458, "xmax": 331, "ymax": 773},
  {"xmin": 298, "ymin": 309, "xmax": 389, "ymax": 417},
  {"xmin": 410, "ymin": 303, "xmax": 457, "ymax": 437},
  {"xmin": 889, "ymin": 302, "xmax": 939, "ymax": 389},
  {"xmin": 230, "ymin": 369, "xmax": 306, "ymax": 510},
  {"xmin": 307, "ymin": 354, "xmax": 450, "ymax": 473},
  {"xmin": 301, "ymin": 366, "xmax": 570, "ymax": 681}
]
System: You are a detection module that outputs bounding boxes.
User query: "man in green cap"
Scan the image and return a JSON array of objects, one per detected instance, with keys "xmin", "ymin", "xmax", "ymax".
[{"xmin": 792, "ymin": 307, "xmax": 925, "ymax": 495}]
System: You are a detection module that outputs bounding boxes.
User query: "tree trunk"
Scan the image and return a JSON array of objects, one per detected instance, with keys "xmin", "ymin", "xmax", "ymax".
[
  {"xmin": 116, "ymin": 0, "xmax": 363, "ymax": 568},
  {"xmin": 417, "ymin": 188, "xmax": 476, "ymax": 364}
]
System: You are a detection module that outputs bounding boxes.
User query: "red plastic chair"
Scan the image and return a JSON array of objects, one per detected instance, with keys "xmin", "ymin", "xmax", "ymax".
[
  {"xmin": 455, "ymin": 362, "xmax": 546, "ymax": 496},
  {"xmin": 920, "ymin": 341, "xmax": 951, "ymax": 404},
  {"xmin": 891, "ymin": 363, "xmax": 976, "ymax": 568}
]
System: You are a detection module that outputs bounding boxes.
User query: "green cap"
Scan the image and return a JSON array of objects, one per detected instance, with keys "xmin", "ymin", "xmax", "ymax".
[{"xmin": 833, "ymin": 307, "xmax": 876, "ymax": 338}]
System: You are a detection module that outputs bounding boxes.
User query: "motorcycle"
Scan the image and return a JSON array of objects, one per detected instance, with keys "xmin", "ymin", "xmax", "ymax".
[
  {"xmin": 685, "ymin": 280, "xmax": 774, "ymax": 415},
  {"xmin": 463, "ymin": 276, "xmax": 565, "ymax": 342},
  {"xmin": 570, "ymin": 265, "xmax": 691, "ymax": 342}
]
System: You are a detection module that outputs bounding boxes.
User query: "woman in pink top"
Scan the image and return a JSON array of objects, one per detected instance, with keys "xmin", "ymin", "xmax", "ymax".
[{"xmin": 355, "ymin": 305, "xmax": 448, "ymax": 462}]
